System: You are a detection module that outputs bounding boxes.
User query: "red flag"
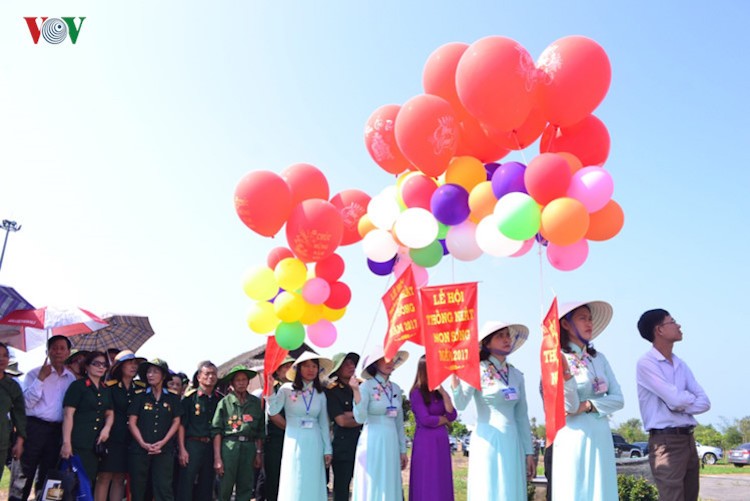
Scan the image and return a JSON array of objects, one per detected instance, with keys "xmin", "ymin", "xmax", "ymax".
[
  {"xmin": 263, "ymin": 336, "xmax": 288, "ymax": 397},
  {"xmin": 540, "ymin": 297, "xmax": 566, "ymax": 444},
  {"xmin": 421, "ymin": 282, "xmax": 480, "ymax": 391},
  {"xmin": 382, "ymin": 266, "xmax": 421, "ymax": 361}
]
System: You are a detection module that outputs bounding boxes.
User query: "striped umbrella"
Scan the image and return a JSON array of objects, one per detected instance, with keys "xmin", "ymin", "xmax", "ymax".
[
  {"xmin": 0, "ymin": 306, "xmax": 108, "ymax": 351},
  {"xmin": 0, "ymin": 285, "xmax": 34, "ymax": 319},
  {"xmin": 69, "ymin": 314, "xmax": 154, "ymax": 353}
]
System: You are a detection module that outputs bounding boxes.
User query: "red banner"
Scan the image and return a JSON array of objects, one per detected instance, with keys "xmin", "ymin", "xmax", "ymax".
[
  {"xmin": 382, "ymin": 266, "xmax": 421, "ymax": 361},
  {"xmin": 421, "ymin": 282, "xmax": 480, "ymax": 391},
  {"xmin": 263, "ymin": 335, "xmax": 288, "ymax": 397},
  {"xmin": 540, "ymin": 297, "xmax": 566, "ymax": 444}
]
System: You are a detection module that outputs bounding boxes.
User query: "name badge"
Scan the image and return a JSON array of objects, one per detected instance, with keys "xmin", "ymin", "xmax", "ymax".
[
  {"xmin": 301, "ymin": 418, "xmax": 315, "ymax": 429},
  {"xmin": 242, "ymin": 414, "xmax": 253, "ymax": 423},
  {"xmin": 386, "ymin": 406, "xmax": 398, "ymax": 418},
  {"xmin": 593, "ymin": 378, "xmax": 608, "ymax": 395},
  {"xmin": 502, "ymin": 388, "xmax": 519, "ymax": 401}
]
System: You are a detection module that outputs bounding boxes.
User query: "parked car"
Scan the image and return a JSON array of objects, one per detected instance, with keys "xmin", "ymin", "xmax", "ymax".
[
  {"xmin": 612, "ymin": 434, "xmax": 643, "ymax": 458},
  {"xmin": 632, "ymin": 441, "xmax": 649, "ymax": 457},
  {"xmin": 696, "ymin": 442, "xmax": 723, "ymax": 465},
  {"xmin": 461, "ymin": 433, "xmax": 471, "ymax": 456},
  {"xmin": 728, "ymin": 443, "xmax": 750, "ymax": 467}
]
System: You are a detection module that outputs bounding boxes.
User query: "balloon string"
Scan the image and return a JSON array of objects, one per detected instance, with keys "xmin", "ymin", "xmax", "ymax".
[{"xmin": 360, "ymin": 273, "xmax": 394, "ymax": 356}]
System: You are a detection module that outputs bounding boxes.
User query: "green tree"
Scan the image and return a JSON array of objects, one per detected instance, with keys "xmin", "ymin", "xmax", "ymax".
[{"xmin": 613, "ymin": 418, "xmax": 648, "ymax": 443}]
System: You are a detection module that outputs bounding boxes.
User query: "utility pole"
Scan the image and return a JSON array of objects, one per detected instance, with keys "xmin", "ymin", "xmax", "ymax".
[{"xmin": 0, "ymin": 220, "xmax": 21, "ymax": 272}]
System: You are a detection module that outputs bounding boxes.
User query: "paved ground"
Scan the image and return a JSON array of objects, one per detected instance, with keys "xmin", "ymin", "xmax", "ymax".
[{"xmin": 700, "ymin": 474, "xmax": 750, "ymax": 501}]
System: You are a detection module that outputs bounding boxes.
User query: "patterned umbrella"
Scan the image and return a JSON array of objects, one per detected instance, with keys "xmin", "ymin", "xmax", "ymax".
[
  {"xmin": 0, "ymin": 306, "xmax": 108, "ymax": 351},
  {"xmin": 0, "ymin": 285, "xmax": 34, "ymax": 319},
  {"xmin": 68, "ymin": 314, "xmax": 154, "ymax": 353}
]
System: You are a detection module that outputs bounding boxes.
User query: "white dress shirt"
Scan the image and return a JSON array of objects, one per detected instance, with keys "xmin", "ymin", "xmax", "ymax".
[
  {"xmin": 636, "ymin": 347, "xmax": 710, "ymax": 431},
  {"xmin": 23, "ymin": 365, "xmax": 77, "ymax": 423}
]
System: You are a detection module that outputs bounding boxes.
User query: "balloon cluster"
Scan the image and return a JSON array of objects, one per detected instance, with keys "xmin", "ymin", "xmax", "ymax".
[
  {"xmin": 234, "ymin": 163, "xmax": 371, "ymax": 349},
  {"xmin": 362, "ymin": 35, "xmax": 623, "ymax": 272}
]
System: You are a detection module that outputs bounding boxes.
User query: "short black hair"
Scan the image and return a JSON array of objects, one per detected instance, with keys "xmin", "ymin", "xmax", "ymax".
[
  {"xmin": 638, "ymin": 309, "xmax": 669, "ymax": 343},
  {"xmin": 48, "ymin": 335, "xmax": 72, "ymax": 350}
]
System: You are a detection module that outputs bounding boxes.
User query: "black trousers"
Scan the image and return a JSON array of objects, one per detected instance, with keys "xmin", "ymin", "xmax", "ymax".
[{"xmin": 15, "ymin": 417, "xmax": 63, "ymax": 501}]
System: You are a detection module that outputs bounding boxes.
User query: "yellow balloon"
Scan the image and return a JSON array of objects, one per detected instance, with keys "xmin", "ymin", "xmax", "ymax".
[
  {"xmin": 322, "ymin": 305, "xmax": 346, "ymax": 322},
  {"xmin": 300, "ymin": 302, "xmax": 324, "ymax": 325},
  {"xmin": 273, "ymin": 291, "xmax": 306, "ymax": 322},
  {"xmin": 469, "ymin": 181, "xmax": 498, "ymax": 223},
  {"xmin": 247, "ymin": 302, "xmax": 280, "ymax": 334},
  {"xmin": 445, "ymin": 156, "xmax": 486, "ymax": 192},
  {"xmin": 242, "ymin": 266, "xmax": 278, "ymax": 301},
  {"xmin": 274, "ymin": 258, "xmax": 307, "ymax": 291}
]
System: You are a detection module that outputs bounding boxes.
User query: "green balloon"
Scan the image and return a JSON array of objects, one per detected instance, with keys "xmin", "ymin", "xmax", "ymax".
[
  {"xmin": 275, "ymin": 321, "xmax": 305, "ymax": 350},
  {"xmin": 410, "ymin": 240, "xmax": 443, "ymax": 268},
  {"xmin": 496, "ymin": 193, "xmax": 541, "ymax": 241}
]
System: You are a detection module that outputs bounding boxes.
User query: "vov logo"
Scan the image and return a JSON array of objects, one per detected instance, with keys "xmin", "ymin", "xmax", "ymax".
[{"xmin": 24, "ymin": 17, "xmax": 86, "ymax": 45}]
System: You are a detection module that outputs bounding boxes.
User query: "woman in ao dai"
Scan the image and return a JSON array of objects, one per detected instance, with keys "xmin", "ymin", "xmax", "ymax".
[
  {"xmin": 349, "ymin": 346, "xmax": 408, "ymax": 501},
  {"xmin": 452, "ymin": 322, "xmax": 535, "ymax": 501},
  {"xmin": 267, "ymin": 352, "xmax": 333, "ymax": 501},
  {"xmin": 551, "ymin": 301, "xmax": 623, "ymax": 501}
]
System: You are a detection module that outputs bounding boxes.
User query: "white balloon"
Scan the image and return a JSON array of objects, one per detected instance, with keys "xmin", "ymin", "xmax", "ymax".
[
  {"xmin": 475, "ymin": 215, "xmax": 524, "ymax": 257},
  {"xmin": 362, "ymin": 229, "xmax": 399, "ymax": 262},
  {"xmin": 393, "ymin": 208, "xmax": 438, "ymax": 249},
  {"xmin": 367, "ymin": 191, "xmax": 401, "ymax": 230},
  {"xmin": 446, "ymin": 221, "xmax": 482, "ymax": 261}
]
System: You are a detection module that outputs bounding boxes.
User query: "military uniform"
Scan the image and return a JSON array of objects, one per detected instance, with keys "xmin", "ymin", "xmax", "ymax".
[
  {"xmin": 326, "ymin": 379, "xmax": 362, "ymax": 501},
  {"xmin": 263, "ymin": 381, "xmax": 285, "ymax": 501},
  {"xmin": 62, "ymin": 377, "xmax": 113, "ymax": 482},
  {"xmin": 177, "ymin": 386, "xmax": 221, "ymax": 501},
  {"xmin": 211, "ymin": 391, "xmax": 264, "ymax": 501},
  {"xmin": 100, "ymin": 379, "xmax": 145, "ymax": 473},
  {"xmin": 0, "ymin": 374, "xmax": 25, "ymax": 482},
  {"xmin": 127, "ymin": 387, "xmax": 183, "ymax": 501}
]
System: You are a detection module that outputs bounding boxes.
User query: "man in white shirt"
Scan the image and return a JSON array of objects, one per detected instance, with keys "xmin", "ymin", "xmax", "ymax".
[
  {"xmin": 9, "ymin": 335, "xmax": 76, "ymax": 501},
  {"xmin": 636, "ymin": 309, "xmax": 710, "ymax": 501}
]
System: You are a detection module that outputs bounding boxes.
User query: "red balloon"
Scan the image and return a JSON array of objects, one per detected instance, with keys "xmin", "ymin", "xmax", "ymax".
[
  {"xmin": 536, "ymin": 36, "xmax": 611, "ymax": 127},
  {"xmin": 281, "ymin": 163, "xmax": 330, "ymax": 206},
  {"xmin": 315, "ymin": 253, "xmax": 345, "ymax": 282},
  {"xmin": 267, "ymin": 247, "xmax": 295, "ymax": 270},
  {"xmin": 422, "ymin": 42, "xmax": 469, "ymax": 111},
  {"xmin": 455, "ymin": 113, "xmax": 511, "ymax": 163},
  {"xmin": 395, "ymin": 94, "xmax": 458, "ymax": 177},
  {"xmin": 285, "ymin": 199, "xmax": 343, "ymax": 262},
  {"xmin": 330, "ymin": 189, "xmax": 371, "ymax": 246},
  {"xmin": 401, "ymin": 174, "xmax": 438, "ymax": 210},
  {"xmin": 525, "ymin": 153, "xmax": 572, "ymax": 205},
  {"xmin": 234, "ymin": 171, "xmax": 292, "ymax": 237},
  {"xmin": 325, "ymin": 281, "xmax": 352, "ymax": 309},
  {"xmin": 487, "ymin": 107, "xmax": 548, "ymax": 151},
  {"xmin": 456, "ymin": 36, "xmax": 537, "ymax": 132},
  {"xmin": 364, "ymin": 104, "xmax": 411, "ymax": 175},
  {"xmin": 539, "ymin": 115, "xmax": 610, "ymax": 167}
]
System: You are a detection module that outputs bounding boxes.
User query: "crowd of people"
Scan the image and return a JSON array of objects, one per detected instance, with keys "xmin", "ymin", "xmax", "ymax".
[{"xmin": 0, "ymin": 301, "xmax": 709, "ymax": 501}]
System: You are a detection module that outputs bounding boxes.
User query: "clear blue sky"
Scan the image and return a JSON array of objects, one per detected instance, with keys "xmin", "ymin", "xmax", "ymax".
[{"xmin": 1, "ymin": 1, "xmax": 748, "ymax": 430}]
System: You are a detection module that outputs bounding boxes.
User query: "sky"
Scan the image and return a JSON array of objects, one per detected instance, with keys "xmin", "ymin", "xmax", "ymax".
[{"xmin": 1, "ymin": 1, "xmax": 748, "ymax": 431}]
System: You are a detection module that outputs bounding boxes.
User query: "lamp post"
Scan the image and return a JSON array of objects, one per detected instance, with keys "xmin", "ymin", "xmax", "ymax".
[{"xmin": 0, "ymin": 220, "xmax": 21, "ymax": 272}]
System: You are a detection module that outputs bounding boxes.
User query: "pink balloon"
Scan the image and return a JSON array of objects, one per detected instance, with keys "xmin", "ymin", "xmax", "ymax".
[
  {"xmin": 566, "ymin": 167, "xmax": 614, "ymax": 213},
  {"xmin": 546, "ymin": 240, "xmax": 589, "ymax": 271},
  {"xmin": 307, "ymin": 320, "xmax": 337, "ymax": 348},
  {"xmin": 301, "ymin": 278, "xmax": 331, "ymax": 305},
  {"xmin": 510, "ymin": 238, "xmax": 535, "ymax": 257}
]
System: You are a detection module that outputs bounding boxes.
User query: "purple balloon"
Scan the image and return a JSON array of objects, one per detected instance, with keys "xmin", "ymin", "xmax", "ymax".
[
  {"xmin": 484, "ymin": 162, "xmax": 501, "ymax": 180},
  {"xmin": 431, "ymin": 184, "xmax": 470, "ymax": 225},
  {"xmin": 367, "ymin": 256, "xmax": 396, "ymax": 276},
  {"xmin": 491, "ymin": 161, "xmax": 527, "ymax": 199}
]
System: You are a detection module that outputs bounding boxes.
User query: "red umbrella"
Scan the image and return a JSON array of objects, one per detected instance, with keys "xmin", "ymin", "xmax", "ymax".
[{"xmin": 0, "ymin": 306, "xmax": 108, "ymax": 351}]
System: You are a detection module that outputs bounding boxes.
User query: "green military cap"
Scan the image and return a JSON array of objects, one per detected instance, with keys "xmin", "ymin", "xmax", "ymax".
[
  {"xmin": 220, "ymin": 365, "xmax": 258, "ymax": 386},
  {"xmin": 329, "ymin": 352, "xmax": 360, "ymax": 376},
  {"xmin": 137, "ymin": 358, "xmax": 170, "ymax": 381}
]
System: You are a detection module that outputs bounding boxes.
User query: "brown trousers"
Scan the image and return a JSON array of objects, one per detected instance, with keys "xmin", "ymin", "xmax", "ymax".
[{"xmin": 648, "ymin": 433, "xmax": 700, "ymax": 501}]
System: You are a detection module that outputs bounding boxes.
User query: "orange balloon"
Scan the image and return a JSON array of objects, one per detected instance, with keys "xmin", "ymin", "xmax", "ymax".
[
  {"xmin": 455, "ymin": 36, "xmax": 537, "ymax": 132},
  {"xmin": 586, "ymin": 200, "xmax": 624, "ymax": 241},
  {"xmin": 364, "ymin": 104, "xmax": 411, "ymax": 175},
  {"xmin": 556, "ymin": 152, "xmax": 583, "ymax": 174},
  {"xmin": 358, "ymin": 214, "xmax": 376, "ymax": 238},
  {"xmin": 468, "ymin": 181, "xmax": 497, "ymax": 223},
  {"xmin": 540, "ymin": 197, "xmax": 590, "ymax": 246},
  {"xmin": 445, "ymin": 156, "xmax": 486, "ymax": 192},
  {"xmin": 540, "ymin": 115, "xmax": 610, "ymax": 167},
  {"xmin": 536, "ymin": 36, "xmax": 611, "ymax": 127}
]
